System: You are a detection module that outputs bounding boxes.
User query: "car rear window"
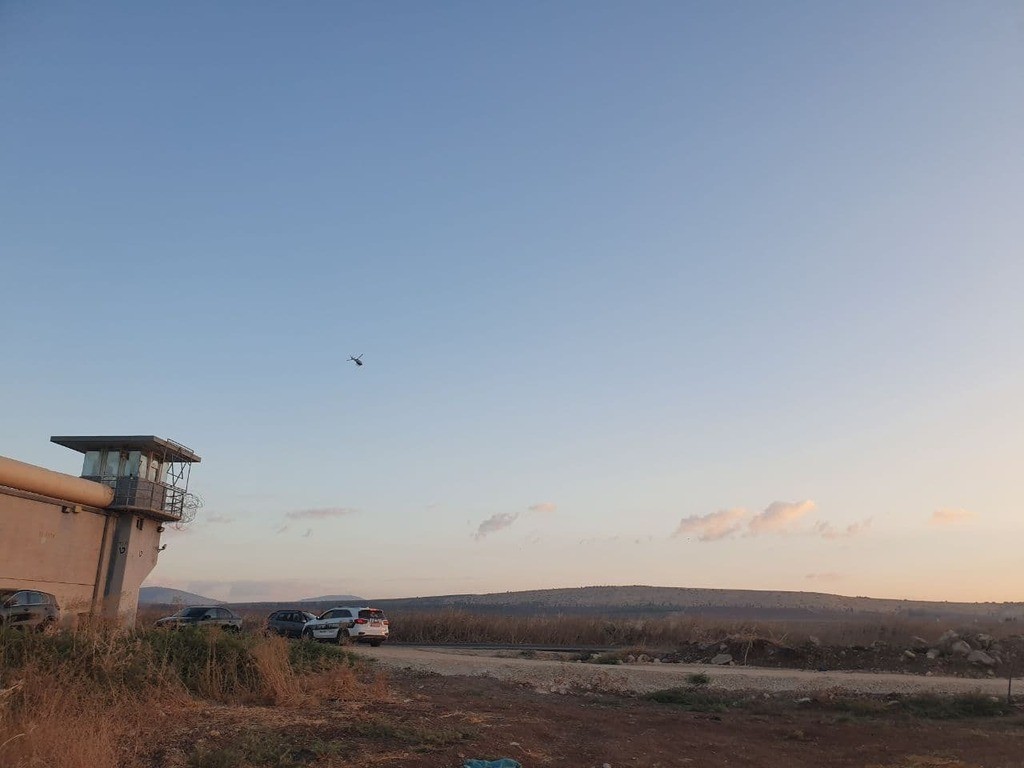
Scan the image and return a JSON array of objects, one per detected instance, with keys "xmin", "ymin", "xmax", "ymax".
[{"xmin": 359, "ymin": 609, "xmax": 385, "ymax": 619}]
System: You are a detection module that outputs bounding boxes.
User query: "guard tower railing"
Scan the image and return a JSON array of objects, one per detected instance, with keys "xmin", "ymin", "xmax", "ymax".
[{"xmin": 84, "ymin": 475, "xmax": 185, "ymax": 522}]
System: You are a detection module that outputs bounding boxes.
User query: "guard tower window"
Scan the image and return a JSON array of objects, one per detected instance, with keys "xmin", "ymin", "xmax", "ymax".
[{"xmin": 50, "ymin": 435, "xmax": 201, "ymax": 524}]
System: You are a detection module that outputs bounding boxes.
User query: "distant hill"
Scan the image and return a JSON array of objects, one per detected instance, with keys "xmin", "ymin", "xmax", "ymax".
[
  {"xmin": 364, "ymin": 585, "xmax": 1024, "ymax": 623},
  {"xmin": 165, "ymin": 584, "xmax": 1024, "ymax": 624},
  {"xmin": 298, "ymin": 594, "xmax": 365, "ymax": 603},
  {"xmin": 139, "ymin": 587, "xmax": 221, "ymax": 606}
]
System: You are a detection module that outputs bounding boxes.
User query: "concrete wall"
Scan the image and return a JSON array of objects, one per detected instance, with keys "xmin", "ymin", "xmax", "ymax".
[
  {"xmin": 0, "ymin": 488, "xmax": 111, "ymax": 619},
  {"xmin": 0, "ymin": 485, "xmax": 163, "ymax": 625},
  {"xmin": 101, "ymin": 512, "xmax": 163, "ymax": 624}
]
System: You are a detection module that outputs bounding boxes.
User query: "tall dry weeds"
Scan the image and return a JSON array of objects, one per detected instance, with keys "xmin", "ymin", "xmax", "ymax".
[
  {"xmin": 250, "ymin": 635, "xmax": 305, "ymax": 705},
  {"xmin": 0, "ymin": 624, "xmax": 380, "ymax": 768},
  {"xmin": 0, "ymin": 661, "xmax": 176, "ymax": 768},
  {"xmin": 389, "ymin": 609, "xmax": 1017, "ymax": 648}
]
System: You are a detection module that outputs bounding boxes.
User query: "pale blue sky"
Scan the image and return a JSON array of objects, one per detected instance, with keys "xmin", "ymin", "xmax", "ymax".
[{"xmin": 2, "ymin": 2, "xmax": 1022, "ymax": 602}]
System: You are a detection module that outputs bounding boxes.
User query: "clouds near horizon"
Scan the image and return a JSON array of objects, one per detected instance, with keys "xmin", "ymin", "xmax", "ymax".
[
  {"xmin": 285, "ymin": 507, "xmax": 357, "ymax": 520},
  {"xmin": 171, "ymin": 579, "xmax": 341, "ymax": 603},
  {"xmin": 748, "ymin": 500, "xmax": 816, "ymax": 535},
  {"xmin": 205, "ymin": 514, "xmax": 235, "ymax": 524},
  {"xmin": 474, "ymin": 502, "xmax": 558, "ymax": 540},
  {"xmin": 474, "ymin": 511, "xmax": 521, "ymax": 540},
  {"xmin": 813, "ymin": 518, "xmax": 873, "ymax": 540},
  {"xmin": 931, "ymin": 508, "xmax": 977, "ymax": 525},
  {"xmin": 672, "ymin": 508, "xmax": 748, "ymax": 541},
  {"xmin": 674, "ymin": 500, "xmax": 871, "ymax": 544}
]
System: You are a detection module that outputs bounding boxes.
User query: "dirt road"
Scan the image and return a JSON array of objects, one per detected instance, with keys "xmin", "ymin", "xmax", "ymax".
[{"xmin": 358, "ymin": 645, "xmax": 1013, "ymax": 697}]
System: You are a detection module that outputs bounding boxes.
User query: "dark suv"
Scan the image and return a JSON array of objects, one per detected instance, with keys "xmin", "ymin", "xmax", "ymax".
[
  {"xmin": 155, "ymin": 605, "xmax": 242, "ymax": 631},
  {"xmin": 0, "ymin": 589, "xmax": 61, "ymax": 630},
  {"xmin": 265, "ymin": 609, "xmax": 317, "ymax": 638}
]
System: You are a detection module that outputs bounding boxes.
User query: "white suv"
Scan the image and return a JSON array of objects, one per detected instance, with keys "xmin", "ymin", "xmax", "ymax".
[{"xmin": 302, "ymin": 606, "xmax": 389, "ymax": 646}]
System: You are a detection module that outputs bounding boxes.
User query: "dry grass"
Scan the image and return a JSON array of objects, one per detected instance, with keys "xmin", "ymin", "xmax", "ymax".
[
  {"xmin": 0, "ymin": 624, "xmax": 382, "ymax": 768},
  {"xmin": 388, "ymin": 610, "xmax": 1016, "ymax": 649},
  {"xmin": 0, "ymin": 667, "xmax": 162, "ymax": 768}
]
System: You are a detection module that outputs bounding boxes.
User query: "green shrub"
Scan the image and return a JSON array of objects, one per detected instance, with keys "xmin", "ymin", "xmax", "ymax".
[
  {"xmin": 647, "ymin": 687, "xmax": 730, "ymax": 712},
  {"xmin": 288, "ymin": 638, "xmax": 355, "ymax": 673},
  {"xmin": 686, "ymin": 672, "xmax": 711, "ymax": 687}
]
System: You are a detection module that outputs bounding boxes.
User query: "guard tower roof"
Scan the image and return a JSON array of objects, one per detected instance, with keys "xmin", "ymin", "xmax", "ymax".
[{"xmin": 50, "ymin": 435, "xmax": 201, "ymax": 464}]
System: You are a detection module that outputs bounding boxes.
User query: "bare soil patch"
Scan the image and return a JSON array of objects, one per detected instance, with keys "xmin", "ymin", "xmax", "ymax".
[
  {"xmin": 151, "ymin": 669, "xmax": 1024, "ymax": 767},
  {"xmin": 360, "ymin": 646, "xmax": 1015, "ymax": 698}
]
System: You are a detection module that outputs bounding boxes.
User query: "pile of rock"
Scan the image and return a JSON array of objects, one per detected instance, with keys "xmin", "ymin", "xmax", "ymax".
[{"xmin": 905, "ymin": 630, "xmax": 1001, "ymax": 669}]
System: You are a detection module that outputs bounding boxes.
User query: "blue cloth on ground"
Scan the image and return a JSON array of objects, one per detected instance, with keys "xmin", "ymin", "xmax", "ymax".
[{"xmin": 462, "ymin": 760, "xmax": 522, "ymax": 768}]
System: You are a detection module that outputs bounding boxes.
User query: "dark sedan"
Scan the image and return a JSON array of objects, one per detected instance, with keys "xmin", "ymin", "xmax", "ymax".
[
  {"xmin": 265, "ymin": 609, "xmax": 317, "ymax": 638},
  {"xmin": 0, "ymin": 589, "xmax": 60, "ymax": 631},
  {"xmin": 155, "ymin": 605, "xmax": 242, "ymax": 631}
]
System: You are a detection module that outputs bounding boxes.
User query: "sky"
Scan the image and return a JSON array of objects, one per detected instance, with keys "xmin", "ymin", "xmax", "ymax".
[{"xmin": 2, "ymin": 1, "xmax": 1023, "ymax": 604}]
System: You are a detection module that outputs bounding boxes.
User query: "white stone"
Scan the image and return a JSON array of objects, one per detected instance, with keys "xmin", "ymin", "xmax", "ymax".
[
  {"xmin": 967, "ymin": 650, "xmax": 997, "ymax": 666},
  {"xmin": 949, "ymin": 640, "xmax": 972, "ymax": 656}
]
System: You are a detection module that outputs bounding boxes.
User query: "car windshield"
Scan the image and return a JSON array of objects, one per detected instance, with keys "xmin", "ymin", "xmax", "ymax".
[
  {"xmin": 359, "ymin": 609, "xmax": 385, "ymax": 619},
  {"xmin": 0, "ymin": 590, "xmax": 17, "ymax": 601},
  {"xmin": 172, "ymin": 607, "xmax": 208, "ymax": 618},
  {"xmin": 302, "ymin": 612, "xmax": 316, "ymax": 621}
]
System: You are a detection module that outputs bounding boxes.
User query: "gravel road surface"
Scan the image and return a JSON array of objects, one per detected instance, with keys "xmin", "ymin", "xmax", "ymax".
[{"xmin": 357, "ymin": 645, "xmax": 1013, "ymax": 697}]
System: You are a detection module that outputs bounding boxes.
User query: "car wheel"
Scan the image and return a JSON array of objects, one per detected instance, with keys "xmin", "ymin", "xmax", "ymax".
[
  {"xmin": 301, "ymin": 628, "xmax": 313, "ymax": 641},
  {"xmin": 369, "ymin": 640, "xmax": 382, "ymax": 648},
  {"xmin": 336, "ymin": 629, "xmax": 351, "ymax": 646}
]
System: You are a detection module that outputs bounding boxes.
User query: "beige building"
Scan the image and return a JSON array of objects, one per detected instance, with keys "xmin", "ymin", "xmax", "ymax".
[{"xmin": 0, "ymin": 436, "xmax": 200, "ymax": 625}]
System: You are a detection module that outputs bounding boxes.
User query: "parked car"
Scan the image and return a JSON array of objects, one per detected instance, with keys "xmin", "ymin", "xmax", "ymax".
[
  {"xmin": 302, "ymin": 607, "xmax": 389, "ymax": 646},
  {"xmin": 265, "ymin": 609, "xmax": 317, "ymax": 638},
  {"xmin": 154, "ymin": 605, "xmax": 242, "ymax": 631},
  {"xmin": 0, "ymin": 589, "xmax": 60, "ymax": 631}
]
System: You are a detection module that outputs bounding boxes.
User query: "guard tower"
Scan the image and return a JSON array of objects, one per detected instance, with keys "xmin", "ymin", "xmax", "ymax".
[
  {"xmin": 49, "ymin": 435, "xmax": 201, "ymax": 622},
  {"xmin": 50, "ymin": 435, "xmax": 200, "ymax": 523}
]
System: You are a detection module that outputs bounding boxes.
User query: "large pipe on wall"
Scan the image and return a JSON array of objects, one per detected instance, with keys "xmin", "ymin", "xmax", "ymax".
[{"xmin": 0, "ymin": 455, "xmax": 114, "ymax": 508}]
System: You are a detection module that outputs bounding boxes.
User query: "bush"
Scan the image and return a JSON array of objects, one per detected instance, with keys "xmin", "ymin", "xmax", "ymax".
[
  {"xmin": 288, "ymin": 637, "xmax": 356, "ymax": 673},
  {"xmin": 686, "ymin": 672, "xmax": 711, "ymax": 687},
  {"xmin": 647, "ymin": 687, "xmax": 731, "ymax": 712}
]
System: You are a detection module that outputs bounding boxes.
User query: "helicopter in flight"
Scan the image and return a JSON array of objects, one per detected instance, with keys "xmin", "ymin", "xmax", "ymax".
[{"xmin": 348, "ymin": 354, "xmax": 364, "ymax": 367}]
